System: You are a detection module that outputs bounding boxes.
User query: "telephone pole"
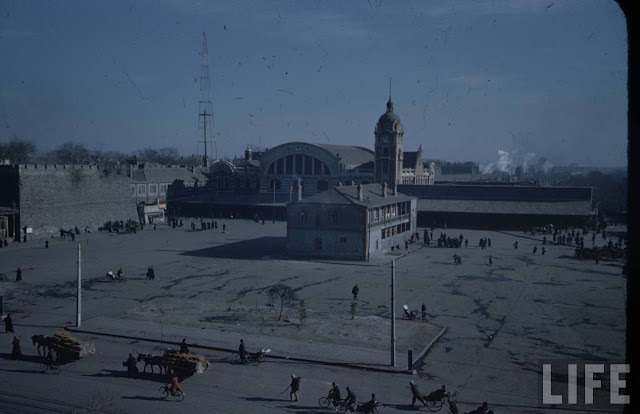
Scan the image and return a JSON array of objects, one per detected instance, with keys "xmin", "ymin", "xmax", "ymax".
[
  {"xmin": 391, "ymin": 259, "xmax": 396, "ymax": 366},
  {"xmin": 198, "ymin": 32, "xmax": 215, "ymax": 166},
  {"xmin": 76, "ymin": 243, "xmax": 82, "ymax": 327}
]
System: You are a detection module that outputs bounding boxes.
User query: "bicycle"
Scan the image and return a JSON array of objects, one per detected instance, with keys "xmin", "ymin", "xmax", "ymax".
[
  {"xmin": 157, "ymin": 384, "xmax": 185, "ymax": 402},
  {"xmin": 318, "ymin": 396, "xmax": 352, "ymax": 412}
]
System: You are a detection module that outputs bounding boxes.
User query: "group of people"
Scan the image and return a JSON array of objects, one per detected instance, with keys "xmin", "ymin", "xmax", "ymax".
[
  {"xmin": 478, "ymin": 238, "xmax": 491, "ymax": 249},
  {"xmin": 4, "ymin": 313, "xmax": 22, "ymax": 359},
  {"xmin": 98, "ymin": 219, "xmax": 141, "ymax": 234}
]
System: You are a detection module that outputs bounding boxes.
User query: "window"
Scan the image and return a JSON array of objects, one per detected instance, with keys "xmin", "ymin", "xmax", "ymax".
[
  {"xmin": 315, "ymin": 237, "xmax": 323, "ymax": 250},
  {"xmin": 130, "ymin": 184, "xmax": 136, "ymax": 197},
  {"xmin": 160, "ymin": 183, "xmax": 169, "ymax": 195},
  {"xmin": 295, "ymin": 154, "xmax": 303, "ymax": 174},
  {"xmin": 298, "ymin": 211, "xmax": 306, "ymax": 223},
  {"xmin": 277, "ymin": 158, "xmax": 284, "ymax": 174},
  {"xmin": 286, "ymin": 155, "xmax": 293, "ymax": 174},
  {"xmin": 314, "ymin": 159, "xmax": 322, "ymax": 175},
  {"xmin": 381, "ymin": 229, "xmax": 386, "ymax": 240},
  {"xmin": 149, "ymin": 184, "xmax": 158, "ymax": 195},
  {"xmin": 138, "ymin": 184, "xmax": 146, "ymax": 195},
  {"xmin": 329, "ymin": 210, "xmax": 339, "ymax": 224},
  {"xmin": 323, "ymin": 164, "xmax": 330, "ymax": 175},
  {"xmin": 304, "ymin": 155, "xmax": 312, "ymax": 174},
  {"xmin": 268, "ymin": 163, "xmax": 274, "ymax": 174}
]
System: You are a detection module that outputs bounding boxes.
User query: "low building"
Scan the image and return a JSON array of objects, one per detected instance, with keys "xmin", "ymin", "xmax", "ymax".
[{"xmin": 286, "ymin": 183, "xmax": 417, "ymax": 260}]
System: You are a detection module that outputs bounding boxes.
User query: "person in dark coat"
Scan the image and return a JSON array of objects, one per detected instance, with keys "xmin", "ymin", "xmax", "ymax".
[
  {"xmin": 352, "ymin": 284, "xmax": 359, "ymax": 301},
  {"xmin": 345, "ymin": 386, "xmax": 357, "ymax": 407},
  {"xmin": 146, "ymin": 266, "xmax": 155, "ymax": 280},
  {"xmin": 4, "ymin": 313, "xmax": 14, "ymax": 333},
  {"xmin": 289, "ymin": 374, "xmax": 301, "ymax": 401},
  {"xmin": 16, "ymin": 267, "xmax": 22, "ymax": 282},
  {"xmin": 421, "ymin": 303, "xmax": 427, "ymax": 320},
  {"xmin": 180, "ymin": 338, "xmax": 190, "ymax": 353},
  {"xmin": 239, "ymin": 339, "xmax": 247, "ymax": 362},
  {"xmin": 12, "ymin": 336, "xmax": 22, "ymax": 359},
  {"xmin": 410, "ymin": 380, "xmax": 427, "ymax": 407},
  {"xmin": 124, "ymin": 353, "xmax": 138, "ymax": 377}
]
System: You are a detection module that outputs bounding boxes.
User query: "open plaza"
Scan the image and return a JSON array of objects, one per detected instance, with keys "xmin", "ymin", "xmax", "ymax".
[{"xmin": 0, "ymin": 219, "xmax": 626, "ymax": 413}]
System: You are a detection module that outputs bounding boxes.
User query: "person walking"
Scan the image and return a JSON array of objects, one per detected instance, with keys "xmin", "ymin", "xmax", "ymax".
[
  {"xmin": 410, "ymin": 380, "xmax": 427, "ymax": 407},
  {"xmin": 239, "ymin": 339, "xmax": 247, "ymax": 362},
  {"xmin": 421, "ymin": 303, "xmax": 427, "ymax": 321},
  {"xmin": 289, "ymin": 374, "xmax": 301, "ymax": 402},
  {"xmin": 16, "ymin": 267, "xmax": 22, "ymax": 282},
  {"xmin": 352, "ymin": 284, "xmax": 359, "ymax": 301},
  {"xmin": 4, "ymin": 313, "xmax": 14, "ymax": 333},
  {"xmin": 11, "ymin": 336, "xmax": 22, "ymax": 359}
]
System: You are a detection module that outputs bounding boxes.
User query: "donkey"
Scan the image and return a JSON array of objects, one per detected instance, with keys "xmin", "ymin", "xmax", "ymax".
[
  {"xmin": 136, "ymin": 353, "xmax": 168, "ymax": 375},
  {"xmin": 31, "ymin": 335, "xmax": 52, "ymax": 356}
]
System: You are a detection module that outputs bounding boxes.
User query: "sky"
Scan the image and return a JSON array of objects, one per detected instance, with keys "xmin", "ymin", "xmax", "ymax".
[{"xmin": 0, "ymin": 0, "xmax": 627, "ymax": 168}]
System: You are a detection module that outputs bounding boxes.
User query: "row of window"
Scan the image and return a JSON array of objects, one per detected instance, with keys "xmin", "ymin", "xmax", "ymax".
[
  {"xmin": 369, "ymin": 201, "xmax": 411, "ymax": 223},
  {"xmin": 298, "ymin": 209, "xmax": 341, "ymax": 225},
  {"xmin": 130, "ymin": 183, "xmax": 172, "ymax": 197},
  {"xmin": 267, "ymin": 155, "xmax": 331, "ymax": 176},
  {"xmin": 314, "ymin": 236, "xmax": 349, "ymax": 250},
  {"xmin": 380, "ymin": 221, "xmax": 411, "ymax": 239},
  {"xmin": 271, "ymin": 179, "xmax": 329, "ymax": 192}
]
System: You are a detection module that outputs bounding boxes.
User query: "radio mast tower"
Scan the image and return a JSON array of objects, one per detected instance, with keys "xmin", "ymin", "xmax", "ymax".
[{"xmin": 198, "ymin": 32, "xmax": 215, "ymax": 166}]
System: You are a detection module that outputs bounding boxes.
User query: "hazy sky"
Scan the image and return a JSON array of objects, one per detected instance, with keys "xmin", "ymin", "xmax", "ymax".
[{"xmin": 0, "ymin": 0, "xmax": 627, "ymax": 167}]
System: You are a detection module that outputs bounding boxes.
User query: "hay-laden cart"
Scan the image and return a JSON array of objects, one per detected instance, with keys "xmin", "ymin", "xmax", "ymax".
[
  {"xmin": 161, "ymin": 350, "xmax": 210, "ymax": 377},
  {"xmin": 48, "ymin": 332, "xmax": 95, "ymax": 362}
]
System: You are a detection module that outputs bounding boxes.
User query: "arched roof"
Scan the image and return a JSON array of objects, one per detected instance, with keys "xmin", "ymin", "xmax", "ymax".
[
  {"xmin": 209, "ymin": 159, "xmax": 235, "ymax": 175},
  {"xmin": 260, "ymin": 141, "xmax": 374, "ymax": 173}
]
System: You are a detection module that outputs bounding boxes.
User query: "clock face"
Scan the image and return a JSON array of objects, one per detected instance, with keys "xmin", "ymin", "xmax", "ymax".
[{"xmin": 382, "ymin": 134, "xmax": 390, "ymax": 144}]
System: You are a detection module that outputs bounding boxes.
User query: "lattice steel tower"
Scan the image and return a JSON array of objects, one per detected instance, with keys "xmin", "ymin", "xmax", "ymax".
[{"xmin": 198, "ymin": 32, "xmax": 215, "ymax": 166}]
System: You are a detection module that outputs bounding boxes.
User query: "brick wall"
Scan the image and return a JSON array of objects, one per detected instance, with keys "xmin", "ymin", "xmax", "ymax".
[{"xmin": 18, "ymin": 164, "xmax": 138, "ymax": 236}]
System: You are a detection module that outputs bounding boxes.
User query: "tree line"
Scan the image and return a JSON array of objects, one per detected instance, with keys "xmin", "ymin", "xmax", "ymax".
[{"xmin": 0, "ymin": 138, "xmax": 198, "ymax": 165}]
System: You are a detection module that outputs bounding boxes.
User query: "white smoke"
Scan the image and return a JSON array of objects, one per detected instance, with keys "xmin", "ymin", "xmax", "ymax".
[{"xmin": 482, "ymin": 149, "xmax": 552, "ymax": 175}]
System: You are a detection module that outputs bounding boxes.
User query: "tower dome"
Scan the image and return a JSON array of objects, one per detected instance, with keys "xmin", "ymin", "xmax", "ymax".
[{"xmin": 377, "ymin": 97, "xmax": 402, "ymax": 131}]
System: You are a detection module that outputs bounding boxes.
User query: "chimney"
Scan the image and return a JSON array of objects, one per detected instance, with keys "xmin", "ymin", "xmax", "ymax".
[
  {"xmin": 357, "ymin": 183, "xmax": 363, "ymax": 202},
  {"xmin": 383, "ymin": 182, "xmax": 388, "ymax": 198}
]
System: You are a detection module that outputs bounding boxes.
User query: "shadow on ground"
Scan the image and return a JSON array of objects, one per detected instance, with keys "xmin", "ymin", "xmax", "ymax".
[
  {"xmin": 179, "ymin": 237, "xmax": 287, "ymax": 260},
  {"xmin": 86, "ymin": 369, "xmax": 170, "ymax": 383}
]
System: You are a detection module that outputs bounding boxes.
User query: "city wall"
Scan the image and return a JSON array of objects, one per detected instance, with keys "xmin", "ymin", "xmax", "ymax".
[{"xmin": 17, "ymin": 164, "xmax": 138, "ymax": 236}]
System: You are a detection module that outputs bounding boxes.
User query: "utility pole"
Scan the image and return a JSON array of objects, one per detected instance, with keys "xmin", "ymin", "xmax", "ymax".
[
  {"xmin": 198, "ymin": 32, "xmax": 215, "ymax": 166},
  {"xmin": 76, "ymin": 243, "xmax": 81, "ymax": 327},
  {"xmin": 272, "ymin": 181, "xmax": 276, "ymax": 223},
  {"xmin": 391, "ymin": 259, "xmax": 396, "ymax": 366}
]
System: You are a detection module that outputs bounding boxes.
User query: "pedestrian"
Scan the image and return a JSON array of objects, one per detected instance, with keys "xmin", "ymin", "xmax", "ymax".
[
  {"xmin": 489, "ymin": 255, "xmax": 493, "ymax": 265},
  {"xmin": 180, "ymin": 338, "xmax": 190, "ymax": 353},
  {"xmin": 542, "ymin": 247, "xmax": 547, "ymax": 255},
  {"xmin": 410, "ymin": 380, "xmax": 427, "ymax": 407},
  {"xmin": 290, "ymin": 374, "xmax": 301, "ymax": 402},
  {"xmin": 239, "ymin": 339, "xmax": 247, "ymax": 362},
  {"xmin": 146, "ymin": 266, "xmax": 155, "ymax": 280},
  {"xmin": 16, "ymin": 266, "xmax": 22, "ymax": 282},
  {"xmin": 533, "ymin": 246, "xmax": 537, "ymax": 254},
  {"xmin": 465, "ymin": 239, "xmax": 468, "ymax": 248},
  {"xmin": 223, "ymin": 223, "xmax": 226, "ymax": 233},
  {"xmin": 421, "ymin": 303, "xmax": 426, "ymax": 320},
  {"xmin": 488, "ymin": 238, "xmax": 491, "ymax": 247},
  {"xmin": 12, "ymin": 336, "xmax": 22, "ymax": 359},
  {"xmin": 513, "ymin": 241, "xmax": 518, "ymax": 249},
  {"xmin": 47, "ymin": 347, "xmax": 57, "ymax": 369},
  {"xmin": 4, "ymin": 313, "xmax": 14, "ymax": 333},
  {"xmin": 45, "ymin": 240, "xmax": 49, "ymax": 248},
  {"xmin": 124, "ymin": 353, "xmax": 138, "ymax": 377},
  {"xmin": 352, "ymin": 284, "xmax": 359, "ymax": 301}
]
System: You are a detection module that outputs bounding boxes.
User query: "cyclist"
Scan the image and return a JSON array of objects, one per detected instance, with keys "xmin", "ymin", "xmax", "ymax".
[
  {"xmin": 170, "ymin": 375, "xmax": 182, "ymax": 396},
  {"xmin": 345, "ymin": 386, "xmax": 357, "ymax": 410},
  {"xmin": 328, "ymin": 382, "xmax": 342, "ymax": 405}
]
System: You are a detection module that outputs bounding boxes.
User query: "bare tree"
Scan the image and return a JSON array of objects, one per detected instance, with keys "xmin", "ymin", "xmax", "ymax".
[
  {"xmin": 267, "ymin": 283, "xmax": 297, "ymax": 321},
  {"xmin": 0, "ymin": 138, "xmax": 36, "ymax": 163}
]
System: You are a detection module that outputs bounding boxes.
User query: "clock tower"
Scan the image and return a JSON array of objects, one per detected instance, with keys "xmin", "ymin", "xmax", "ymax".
[{"xmin": 374, "ymin": 97, "xmax": 404, "ymax": 186}]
